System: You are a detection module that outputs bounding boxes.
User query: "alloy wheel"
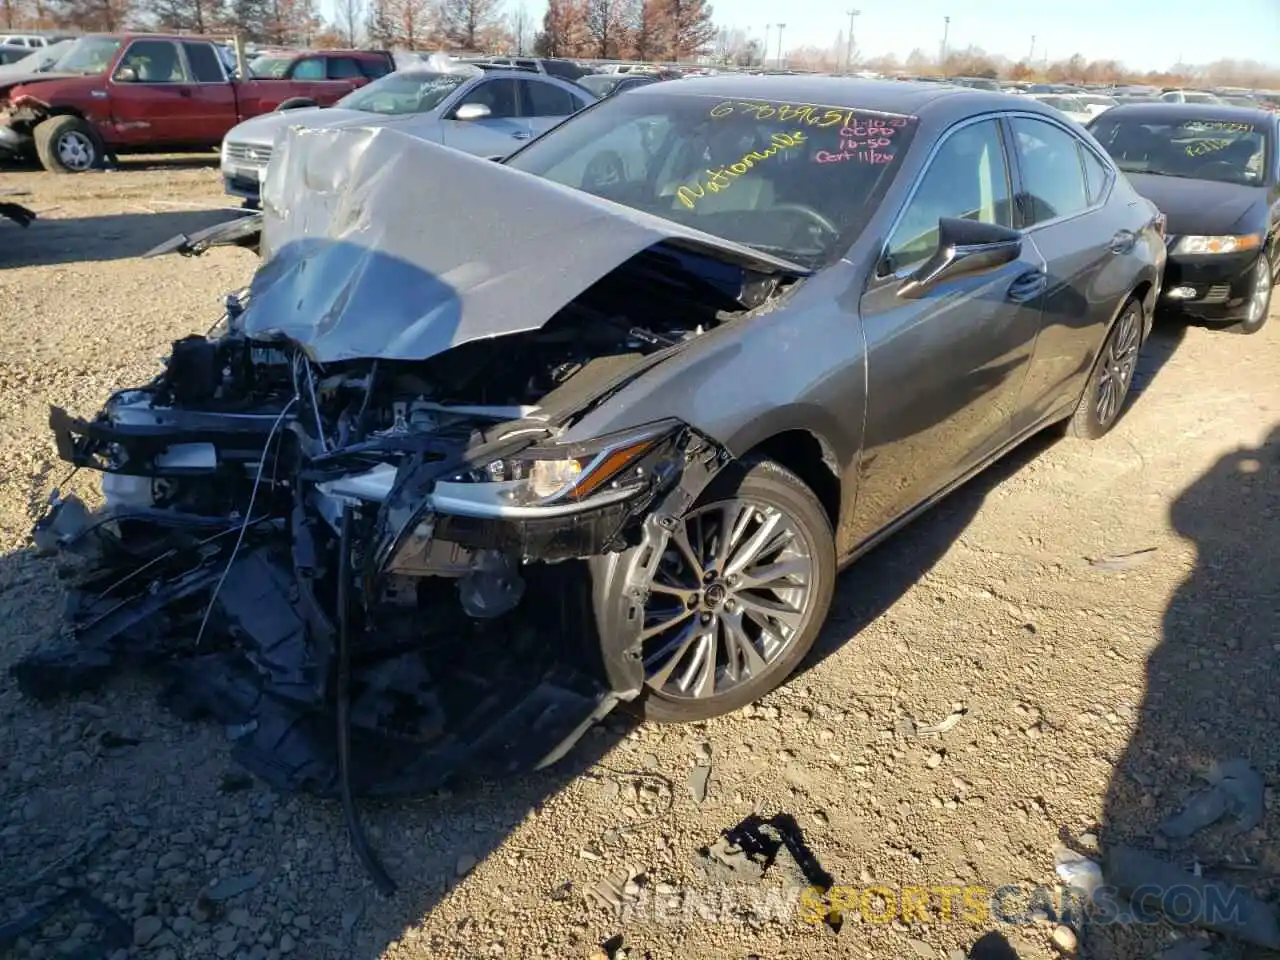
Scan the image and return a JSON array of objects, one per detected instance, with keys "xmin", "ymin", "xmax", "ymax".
[
  {"xmin": 1246, "ymin": 256, "xmax": 1272, "ymax": 325},
  {"xmin": 640, "ymin": 497, "xmax": 817, "ymax": 701},
  {"xmin": 1095, "ymin": 306, "xmax": 1140, "ymax": 427},
  {"xmin": 56, "ymin": 131, "xmax": 95, "ymax": 172}
]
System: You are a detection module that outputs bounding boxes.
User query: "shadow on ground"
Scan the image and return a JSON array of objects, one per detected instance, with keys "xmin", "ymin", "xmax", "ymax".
[
  {"xmin": 0, "ymin": 207, "xmax": 245, "ymax": 268},
  {"xmin": 0, "ymin": 318, "xmax": 1194, "ymax": 959},
  {"xmin": 1092, "ymin": 423, "xmax": 1280, "ymax": 959}
]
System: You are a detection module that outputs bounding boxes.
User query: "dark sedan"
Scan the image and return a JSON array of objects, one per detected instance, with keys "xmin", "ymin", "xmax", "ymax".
[
  {"xmin": 1088, "ymin": 103, "xmax": 1279, "ymax": 334},
  {"xmin": 578, "ymin": 72, "xmax": 660, "ymax": 99},
  {"xmin": 24, "ymin": 78, "xmax": 1164, "ymax": 802}
]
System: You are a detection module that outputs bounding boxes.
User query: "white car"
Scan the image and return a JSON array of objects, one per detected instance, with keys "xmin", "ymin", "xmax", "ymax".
[
  {"xmin": 1074, "ymin": 94, "xmax": 1118, "ymax": 118},
  {"xmin": 1023, "ymin": 93, "xmax": 1093, "ymax": 125},
  {"xmin": 0, "ymin": 34, "xmax": 49, "ymax": 47}
]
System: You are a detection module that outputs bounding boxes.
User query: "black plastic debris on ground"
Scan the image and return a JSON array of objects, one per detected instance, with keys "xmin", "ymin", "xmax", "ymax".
[
  {"xmin": 0, "ymin": 889, "xmax": 130, "ymax": 960},
  {"xmin": 10, "ymin": 536, "xmax": 610, "ymax": 798},
  {"xmin": 0, "ymin": 201, "xmax": 36, "ymax": 227},
  {"xmin": 1158, "ymin": 758, "xmax": 1264, "ymax": 839},
  {"xmin": 695, "ymin": 813, "xmax": 841, "ymax": 932}
]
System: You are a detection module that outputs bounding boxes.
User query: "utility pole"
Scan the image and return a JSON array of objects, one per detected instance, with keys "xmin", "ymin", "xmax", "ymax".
[
  {"xmin": 777, "ymin": 23, "xmax": 786, "ymax": 70},
  {"xmin": 1028, "ymin": 34, "xmax": 1035, "ymax": 63},
  {"xmin": 845, "ymin": 8, "xmax": 859, "ymax": 75},
  {"xmin": 940, "ymin": 15, "xmax": 950, "ymax": 67}
]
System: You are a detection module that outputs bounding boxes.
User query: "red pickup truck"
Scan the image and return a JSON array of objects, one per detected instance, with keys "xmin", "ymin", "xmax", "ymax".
[{"xmin": 0, "ymin": 34, "xmax": 394, "ymax": 172}]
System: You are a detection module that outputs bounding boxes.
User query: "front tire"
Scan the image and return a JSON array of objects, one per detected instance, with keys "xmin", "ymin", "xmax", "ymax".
[
  {"xmin": 1067, "ymin": 296, "xmax": 1143, "ymax": 440},
  {"xmin": 33, "ymin": 115, "xmax": 103, "ymax": 173},
  {"xmin": 1230, "ymin": 254, "xmax": 1272, "ymax": 335},
  {"xmin": 634, "ymin": 456, "xmax": 836, "ymax": 724}
]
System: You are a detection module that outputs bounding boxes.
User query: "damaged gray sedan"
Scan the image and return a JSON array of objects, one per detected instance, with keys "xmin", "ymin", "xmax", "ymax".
[{"xmin": 20, "ymin": 79, "xmax": 1165, "ymax": 809}]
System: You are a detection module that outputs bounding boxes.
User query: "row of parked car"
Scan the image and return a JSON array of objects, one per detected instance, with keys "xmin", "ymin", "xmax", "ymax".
[{"xmin": 18, "ymin": 72, "xmax": 1279, "ymax": 793}]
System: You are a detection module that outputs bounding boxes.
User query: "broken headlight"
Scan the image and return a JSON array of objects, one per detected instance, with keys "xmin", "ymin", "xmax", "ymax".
[{"xmin": 437, "ymin": 420, "xmax": 684, "ymax": 514}]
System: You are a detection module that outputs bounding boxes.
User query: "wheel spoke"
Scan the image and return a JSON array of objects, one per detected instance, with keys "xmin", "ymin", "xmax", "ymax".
[
  {"xmin": 645, "ymin": 621, "xmax": 700, "ymax": 686},
  {"xmin": 724, "ymin": 508, "xmax": 783, "ymax": 577},
  {"xmin": 639, "ymin": 606, "xmax": 693, "ymax": 641},
  {"xmin": 712, "ymin": 502, "xmax": 751, "ymax": 571},
  {"xmin": 737, "ymin": 555, "xmax": 811, "ymax": 591},
  {"xmin": 738, "ymin": 592, "xmax": 804, "ymax": 632},
  {"xmin": 665, "ymin": 525, "xmax": 704, "ymax": 587},
  {"xmin": 648, "ymin": 581, "xmax": 696, "ymax": 600},
  {"xmin": 674, "ymin": 627, "xmax": 717, "ymax": 696},
  {"xmin": 722, "ymin": 608, "xmax": 768, "ymax": 680}
]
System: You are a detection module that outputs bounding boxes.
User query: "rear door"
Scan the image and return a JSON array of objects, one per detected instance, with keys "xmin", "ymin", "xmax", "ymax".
[
  {"xmin": 108, "ymin": 39, "xmax": 199, "ymax": 147},
  {"xmin": 518, "ymin": 77, "xmax": 589, "ymax": 138},
  {"xmin": 1004, "ymin": 113, "xmax": 1141, "ymax": 430},
  {"xmin": 179, "ymin": 41, "xmax": 238, "ymax": 143},
  {"xmin": 852, "ymin": 115, "xmax": 1047, "ymax": 538},
  {"xmin": 438, "ymin": 77, "xmax": 532, "ymax": 155}
]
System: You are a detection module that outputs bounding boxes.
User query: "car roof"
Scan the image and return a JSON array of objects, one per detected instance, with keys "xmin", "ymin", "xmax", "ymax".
[
  {"xmin": 623, "ymin": 75, "xmax": 1026, "ymax": 119},
  {"xmin": 1098, "ymin": 102, "xmax": 1276, "ymax": 124}
]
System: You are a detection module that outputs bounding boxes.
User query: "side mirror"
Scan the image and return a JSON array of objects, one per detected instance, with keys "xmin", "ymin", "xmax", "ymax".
[
  {"xmin": 454, "ymin": 102, "xmax": 492, "ymax": 122},
  {"xmin": 114, "ymin": 65, "xmax": 138, "ymax": 83},
  {"xmin": 896, "ymin": 217, "xmax": 1022, "ymax": 299}
]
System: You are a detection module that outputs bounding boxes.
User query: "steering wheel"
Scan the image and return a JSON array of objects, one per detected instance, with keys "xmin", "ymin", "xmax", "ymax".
[
  {"xmin": 582, "ymin": 150, "xmax": 627, "ymax": 191},
  {"xmin": 771, "ymin": 202, "xmax": 840, "ymax": 240}
]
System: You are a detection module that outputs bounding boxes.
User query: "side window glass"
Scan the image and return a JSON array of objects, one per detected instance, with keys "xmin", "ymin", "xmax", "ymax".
[
  {"xmin": 290, "ymin": 57, "xmax": 325, "ymax": 80},
  {"xmin": 361, "ymin": 58, "xmax": 391, "ymax": 78},
  {"xmin": 523, "ymin": 79, "xmax": 575, "ymax": 117},
  {"xmin": 456, "ymin": 79, "xmax": 518, "ymax": 118},
  {"xmin": 1011, "ymin": 117, "xmax": 1090, "ymax": 226},
  {"xmin": 885, "ymin": 119, "xmax": 1012, "ymax": 272},
  {"xmin": 1078, "ymin": 144, "xmax": 1111, "ymax": 206},
  {"xmin": 120, "ymin": 40, "xmax": 188, "ymax": 83},
  {"xmin": 328, "ymin": 57, "xmax": 364, "ymax": 80},
  {"xmin": 183, "ymin": 42, "xmax": 224, "ymax": 82}
]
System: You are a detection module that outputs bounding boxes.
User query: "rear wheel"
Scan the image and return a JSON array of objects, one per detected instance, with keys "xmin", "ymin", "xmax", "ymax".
[
  {"xmin": 33, "ymin": 115, "xmax": 102, "ymax": 173},
  {"xmin": 1067, "ymin": 297, "xmax": 1143, "ymax": 440},
  {"xmin": 634, "ymin": 456, "xmax": 836, "ymax": 723},
  {"xmin": 1230, "ymin": 254, "xmax": 1272, "ymax": 335}
]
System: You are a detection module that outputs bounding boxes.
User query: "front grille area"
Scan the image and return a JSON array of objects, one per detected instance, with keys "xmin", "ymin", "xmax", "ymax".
[{"xmin": 224, "ymin": 142, "xmax": 272, "ymax": 167}]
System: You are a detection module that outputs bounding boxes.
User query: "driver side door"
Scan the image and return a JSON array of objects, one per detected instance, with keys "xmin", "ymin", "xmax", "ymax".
[
  {"xmin": 851, "ymin": 115, "xmax": 1048, "ymax": 539},
  {"xmin": 439, "ymin": 78, "xmax": 533, "ymax": 157},
  {"xmin": 108, "ymin": 39, "xmax": 198, "ymax": 147}
]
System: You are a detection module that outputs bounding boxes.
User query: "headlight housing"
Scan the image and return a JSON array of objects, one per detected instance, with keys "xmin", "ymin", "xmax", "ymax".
[
  {"xmin": 443, "ymin": 420, "xmax": 684, "ymax": 511},
  {"xmin": 1173, "ymin": 233, "xmax": 1262, "ymax": 255}
]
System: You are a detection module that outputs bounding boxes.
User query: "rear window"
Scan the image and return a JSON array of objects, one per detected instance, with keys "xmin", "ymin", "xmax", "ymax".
[{"xmin": 183, "ymin": 42, "xmax": 225, "ymax": 82}]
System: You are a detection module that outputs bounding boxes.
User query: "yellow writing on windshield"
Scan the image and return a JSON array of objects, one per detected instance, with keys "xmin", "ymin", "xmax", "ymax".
[
  {"xmin": 1185, "ymin": 138, "xmax": 1233, "ymax": 157},
  {"xmin": 675, "ymin": 130, "xmax": 807, "ymax": 209},
  {"xmin": 710, "ymin": 100, "xmax": 912, "ymax": 131}
]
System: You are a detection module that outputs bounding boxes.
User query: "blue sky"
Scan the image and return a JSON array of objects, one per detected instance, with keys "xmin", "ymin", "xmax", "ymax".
[{"xmin": 501, "ymin": 0, "xmax": 1280, "ymax": 71}]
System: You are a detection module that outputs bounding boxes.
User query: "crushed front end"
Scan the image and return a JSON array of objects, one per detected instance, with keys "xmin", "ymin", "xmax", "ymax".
[{"xmin": 19, "ymin": 295, "xmax": 723, "ymax": 798}]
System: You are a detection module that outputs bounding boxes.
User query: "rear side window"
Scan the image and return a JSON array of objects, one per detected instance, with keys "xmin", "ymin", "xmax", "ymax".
[
  {"xmin": 290, "ymin": 57, "xmax": 325, "ymax": 80},
  {"xmin": 183, "ymin": 42, "xmax": 225, "ymax": 82},
  {"xmin": 1078, "ymin": 144, "xmax": 1111, "ymax": 205},
  {"xmin": 1010, "ymin": 117, "xmax": 1090, "ymax": 226},
  {"xmin": 522, "ymin": 79, "xmax": 575, "ymax": 117},
  {"xmin": 328, "ymin": 57, "xmax": 364, "ymax": 80},
  {"xmin": 360, "ymin": 56, "xmax": 392, "ymax": 79}
]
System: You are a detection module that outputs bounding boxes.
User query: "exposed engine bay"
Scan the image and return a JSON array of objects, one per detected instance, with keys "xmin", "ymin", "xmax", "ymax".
[{"xmin": 13, "ymin": 122, "xmax": 807, "ymax": 891}]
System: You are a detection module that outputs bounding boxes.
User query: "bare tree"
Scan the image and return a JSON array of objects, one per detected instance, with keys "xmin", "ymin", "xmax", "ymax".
[
  {"xmin": 149, "ymin": 0, "xmax": 224, "ymax": 32},
  {"xmin": 585, "ymin": 0, "xmax": 629, "ymax": 58},
  {"xmin": 336, "ymin": 0, "xmax": 364, "ymax": 46},
  {"xmin": 534, "ymin": 0, "xmax": 587, "ymax": 57},
  {"xmin": 384, "ymin": 0, "xmax": 434, "ymax": 48},
  {"xmin": 438, "ymin": 0, "xmax": 503, "ymax": 51},
  {"xmin": 507, "ymin": 2, "xmax": 531, "ymax": 54}
]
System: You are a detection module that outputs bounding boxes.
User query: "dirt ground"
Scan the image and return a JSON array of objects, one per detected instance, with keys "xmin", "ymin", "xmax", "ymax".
[{"xmin": 0, "ymin": 158, "xmax": 1277, "ymax": 960}]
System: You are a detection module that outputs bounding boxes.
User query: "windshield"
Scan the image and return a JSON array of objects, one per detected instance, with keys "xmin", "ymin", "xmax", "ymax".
[
  {"xmin": 335, "ymin": 71, "xmax": 467, "ymax": 114},
  {"xmin": 1090, "ymin": 117, "xmax": 1268, "ymax": 186},
  {"xmin": 248, "ymin": 56, "xmax": 291, "ymax": 78},
  {"xmin": 504, "ymin": 91, "xmax": 917, "ymax": 266},
  {"xmin": 579, "ymin": 74, "xmax": 621, "ymax": 96},
  {"xmin": 53, "ymin": 36, "xmax": 121, "ymax": 75}
]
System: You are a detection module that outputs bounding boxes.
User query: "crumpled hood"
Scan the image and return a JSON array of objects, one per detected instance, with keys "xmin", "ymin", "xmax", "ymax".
[
  {"xmin": 224, "ymin": 106, "xmax": 376, "ymax": 146},
  {"xmin": 0, "ymin": 71, "xmax": 87, "ymax": 100},
  {"xmin": 243, "ymin": 123, "xmax": 808, "ymax": 364}
]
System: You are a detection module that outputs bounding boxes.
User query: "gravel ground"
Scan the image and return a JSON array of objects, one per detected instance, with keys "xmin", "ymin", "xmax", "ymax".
[{"xmin": 0, "ymin": 159, "xmax": 1277, "ymax": 960}]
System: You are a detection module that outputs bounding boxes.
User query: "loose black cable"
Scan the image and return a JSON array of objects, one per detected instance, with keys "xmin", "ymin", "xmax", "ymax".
[{"xmin": 336, "ymin": 504, "xmax": 397, "ymax": 896}]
